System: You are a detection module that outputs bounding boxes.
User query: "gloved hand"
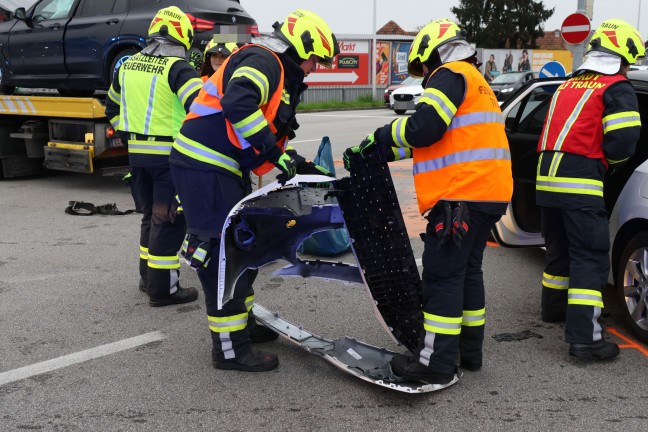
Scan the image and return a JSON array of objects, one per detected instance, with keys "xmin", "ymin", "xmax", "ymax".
[
  {"xmin": 343, "ymin": 128, "xmax": 381, "ymax": 171},
  {"xmin": 181, "ymin": 234, "xmax": 212, "ymax": 270},
  {"xmin": 296, "ymin": 161, "xmax": 334, "ymax": 177},
  {"xmin": 273, "ymin": 152, "xmax": 297, "ymax": 185},
  {"xmin": 285, "ymin": 146, "xmax": 334, "ymax": 177},
  {"xmin": 188, "ymin": 50, "xmax": 203, "ymax": 71}
]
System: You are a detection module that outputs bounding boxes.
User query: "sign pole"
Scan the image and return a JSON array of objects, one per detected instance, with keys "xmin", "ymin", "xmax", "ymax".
[
  {"xmin": 371, "ymin": 0, "xmax": 377, "ymax": 101},
  {"xmin": 573, "ymin": 0, "xmax": 588, "ymax": 70}
]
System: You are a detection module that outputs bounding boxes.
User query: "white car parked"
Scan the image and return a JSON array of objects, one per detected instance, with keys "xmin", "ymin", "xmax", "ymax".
[
  {"xmin": 492, "ymin": 70, "xmax": 648, "ymax": 343},
  {"xmin": 390, "ymin": 77, "xmax": 424, "ymax": 115}
]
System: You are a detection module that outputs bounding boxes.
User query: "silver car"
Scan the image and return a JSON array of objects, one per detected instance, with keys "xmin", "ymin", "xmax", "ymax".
[{"xmin": 493, "ymin": 70, "xmax": 648, "ymax": 343}]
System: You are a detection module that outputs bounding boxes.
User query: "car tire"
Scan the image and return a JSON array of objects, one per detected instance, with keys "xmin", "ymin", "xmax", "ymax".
[
  {"xmin": 615, "ymin": 231, "xmax": 648, "ymax": 343},
  {"xmin": 394, "ymin": 109, "xmax": 406, "ymax": 115},
  {"xmin": 57, "ymin": 89, "xmax": 96, "ymax": 97},
  {"xmin": 108, "ymin": 48, "xmax": 140, "ymax": 85}
]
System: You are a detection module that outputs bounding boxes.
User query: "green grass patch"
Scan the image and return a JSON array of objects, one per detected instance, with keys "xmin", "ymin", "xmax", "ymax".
[{"xmin": 298, "ymin": 95, "xmax": 384, "ymax": 111}]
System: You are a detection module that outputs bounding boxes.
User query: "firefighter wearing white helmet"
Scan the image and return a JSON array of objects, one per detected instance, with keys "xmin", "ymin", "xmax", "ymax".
[
  {"xmin": 169, "ymin": 9, "xmax": 337, "ymax": 372},
  {"xmin": 105, "ymin": 6, "xmax": 203, "ymax": 307},
  {"xmin": 344, "ymin": 18, "xmax": 512, "ymax": 385},
  {"xmin": 536, "ymin": 19, "xmax": 643, "ymax": 360}
]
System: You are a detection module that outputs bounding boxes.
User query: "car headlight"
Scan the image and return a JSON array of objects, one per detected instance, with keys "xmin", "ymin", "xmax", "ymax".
[{"xmin": 500, "ymin": 87, "xmax": 514, "ymax": 93}]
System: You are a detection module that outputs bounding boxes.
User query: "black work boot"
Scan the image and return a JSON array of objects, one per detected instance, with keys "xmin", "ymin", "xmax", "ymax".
[
  {"xmin": 390, "ymin": 353, "xmax": 456, "ymax": 384},
  {"xmin": 213, "ymin": 349, "xmax": 279, "ymax": 372},
  {"xmin": 459, "ymin": 359, "xmax": 482, "ymax": 371},
  {"xmin": 247, "ymin": 315, "xmax": 279, "ymax": 343},
  {"xmin": 149, "ymin": 285, "xmax": 199, "ymax": 307},
  {"xmin": 569, "ymin": 339, "xmax": 620, "ymax": 360}
]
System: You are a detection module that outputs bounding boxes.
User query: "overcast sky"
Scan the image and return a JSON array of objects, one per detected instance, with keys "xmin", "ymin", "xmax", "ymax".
[{"xmin": 242, "ymin": 0, "xmax": 646, "ymax": 37}]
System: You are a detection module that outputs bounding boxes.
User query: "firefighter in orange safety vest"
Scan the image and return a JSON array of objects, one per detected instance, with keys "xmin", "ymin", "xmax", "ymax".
[
  {"xmin": 344, "ymin": 18, "xmax": 513, "ymax": 384},
  {"xmin": 536, "ymin": 19, "xmax": 644, "ymax": 360},
  {"xmin": 169, "ymin": 9, "xmax": 338, "ymax": 372}
]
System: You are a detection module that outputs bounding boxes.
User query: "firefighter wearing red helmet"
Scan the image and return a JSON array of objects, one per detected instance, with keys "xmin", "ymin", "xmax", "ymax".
[{"xmin": 537, "ymin": 19, "xmax": 644, "ymax": 360}]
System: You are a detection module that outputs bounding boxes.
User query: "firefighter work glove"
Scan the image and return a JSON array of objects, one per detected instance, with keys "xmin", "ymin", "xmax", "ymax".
[
  {"xmin": 285, "ymin": 146, "xmax": 333, "ymax": 177},
  {"xmin": 343, "ymin": 129, "xmax": 381, "ymax": 171},
  {"xmin": 296, "ymin": 161, "xmax": 334, "ymax": 176},
  {"xmin": 429, "ymin": 201, "xmax": 470, "ymax": 249},
  {"xmin": 450, "ymin": 202, "xmax": 470, "ymax": 249},
  {"xmin": 273, "ymin": 152, "xmax": 297, "ymax": 186},
  {"xmin": 181, "ymin": 234, "xmax": 212, "ymax": 270},
  {"xmin": 431, "ymin": 201, "xmax": 453, "ymax": 248}
]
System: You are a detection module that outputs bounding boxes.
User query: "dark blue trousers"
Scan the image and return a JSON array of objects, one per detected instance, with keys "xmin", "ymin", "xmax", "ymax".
[
  {"xmin": 420, "ymin": 208, "xmax": 501, "ymax": 375},
  {"xmin": 540, "ymin": 206, "xmax": 609, "ymax": 343},
  {"xmin": 131, "ymin": 165, "xmax": 185, "ymax": 299},
  {"xmin": 170, "ymin": 164, "xmax": 257, "ymax": 361}
]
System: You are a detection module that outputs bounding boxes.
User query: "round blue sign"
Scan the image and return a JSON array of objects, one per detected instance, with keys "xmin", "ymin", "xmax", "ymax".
[{"xmin": 539, "ymin": 61, "xmax": 566, "ymax": 78}]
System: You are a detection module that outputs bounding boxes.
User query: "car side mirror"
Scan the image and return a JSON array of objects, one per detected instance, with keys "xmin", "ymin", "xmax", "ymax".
[{"xmin": 14, "ymin": 7, "xmax": 26, "ymax": 20}]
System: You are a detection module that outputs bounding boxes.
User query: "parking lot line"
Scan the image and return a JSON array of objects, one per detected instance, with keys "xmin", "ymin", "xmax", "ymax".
[
  {"xmin": 0, "ymin": 331, "xmax": 166, "ymax": 387},
  {"xmin": 607, "ymin": 327, "xmax": 648, "ymax": 357}
]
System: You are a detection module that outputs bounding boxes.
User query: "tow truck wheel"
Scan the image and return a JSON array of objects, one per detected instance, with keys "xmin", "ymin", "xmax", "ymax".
[
  {"xmin": 615, "ymin": 232, "xmax": 648, "ymax": 343},
  {"xmin": 0, "ymin": 68, "xmax": 15, "ymax": 95},
  {"xmin": 57, "ymin": 89, "xmax": 95, "ymax": 97}
]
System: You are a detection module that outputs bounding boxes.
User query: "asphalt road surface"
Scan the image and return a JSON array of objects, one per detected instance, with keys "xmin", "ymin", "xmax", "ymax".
[{"xmin": 1, "ymin": 109, "xmax": 647, "ymax": 431}]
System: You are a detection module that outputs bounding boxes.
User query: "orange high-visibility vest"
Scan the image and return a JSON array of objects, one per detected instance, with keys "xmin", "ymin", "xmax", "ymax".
[
  {"xmin": 412, "ymin": 61, "xmax": 513, "ymax": 214},
  {"xmin": 185, "ymin": 44, "xmax": 286, "ymax": 176},
  {"xmin": 538, "ymin": 73, "xmax": 626, "ymax": 167}
]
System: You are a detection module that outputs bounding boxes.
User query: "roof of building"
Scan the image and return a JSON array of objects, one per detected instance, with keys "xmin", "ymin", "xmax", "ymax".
[
  {"xmin": 536, "ymin": 30, "xmax": 568, "ymax": 50},
  {"xmin": 377, "ymin": 20, "xmax": 417, "ymax": 36}
]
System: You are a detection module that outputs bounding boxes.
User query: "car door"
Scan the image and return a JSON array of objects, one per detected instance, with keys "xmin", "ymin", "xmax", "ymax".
[
  {"xmin": 7, "ymin": 0, "xmax": 79, "ymax": 79},
  {"xmin": 63, "ymin": 0, "xmax": 127, "ymax": 80},
  {"xmin": 492, "ymin": 79, "xmax": 565, "ymax": 247}
]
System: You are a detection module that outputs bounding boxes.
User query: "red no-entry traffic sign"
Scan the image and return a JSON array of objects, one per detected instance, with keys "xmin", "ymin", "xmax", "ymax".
[{"xmin": 561, "ymin": 13, "xmax": 591, "ymax": 45}]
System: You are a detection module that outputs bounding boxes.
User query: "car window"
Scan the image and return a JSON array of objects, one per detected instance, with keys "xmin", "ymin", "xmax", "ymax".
[
  {"xmin": 491, "ymin": 72, "xmax": 530, "ymax": 85},
  {"xmin": 398, "ymin": 76, "xmax": 423, "ymax": 86},
  {"xmin": 128, "ymin": 0, "xmax": 159, "ymax": 9},
  {"xmin": 506, "ymin": 84, "xmax": 558, "ymax": 134},
  {"xmin": 34, "ymin": 0, "xmax": 76, "ymax": 20},
  {"xmin": 79, "ymin": 0, "xmax": 116, "ymax": 16}
]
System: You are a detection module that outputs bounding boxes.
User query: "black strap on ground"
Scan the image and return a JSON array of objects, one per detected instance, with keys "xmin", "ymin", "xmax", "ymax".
[{"xmin": 64, "ymin": 201, "xmax": 136, "ymax": 216}]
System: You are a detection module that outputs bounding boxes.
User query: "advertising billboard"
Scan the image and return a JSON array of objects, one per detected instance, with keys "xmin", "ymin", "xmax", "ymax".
[{"xmin": 305, "ymin": 40, "xmax": 369, "ymax": 86}]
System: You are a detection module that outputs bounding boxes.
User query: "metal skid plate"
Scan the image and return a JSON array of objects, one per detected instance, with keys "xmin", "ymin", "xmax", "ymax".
[{"xmin": 254, "ymin": 304, "xmax": 458, "ymax": 394}]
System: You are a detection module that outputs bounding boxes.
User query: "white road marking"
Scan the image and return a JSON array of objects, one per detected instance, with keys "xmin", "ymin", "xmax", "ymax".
[
  {"xmin": 299, "ymin": 112, "xmax": 396, "ymax": 119},
  {"xmin": 0, "ymin": 331, "xmax": 166, "ymax": 387}
]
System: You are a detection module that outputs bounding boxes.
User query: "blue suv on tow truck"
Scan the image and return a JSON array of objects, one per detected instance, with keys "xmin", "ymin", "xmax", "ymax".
[{"xmin": 0, "ymin": 0, "xmax": 257, "ymax": 96}]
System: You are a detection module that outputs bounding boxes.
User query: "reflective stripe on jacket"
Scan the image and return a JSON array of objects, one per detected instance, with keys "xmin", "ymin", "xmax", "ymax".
[
  {"xmin": 184, "ymin": 44, "xmax": 286, "ymax": 176},
  {"xmin": 538, "ymin": 73, "xmax": 629, "ymax": 167},
  {"xmin": 118, "ymin": 53, "xmax": 188, "ymax": 140},
  {"xmin": 412, "ymin": 61, "xmax": 513, "ymax": 214}
]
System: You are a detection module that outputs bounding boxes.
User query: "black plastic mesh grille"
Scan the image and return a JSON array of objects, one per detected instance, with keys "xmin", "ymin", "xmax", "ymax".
[{"xmin": 336, "ymin": 147, "xmax": 423, "ymax": 352}]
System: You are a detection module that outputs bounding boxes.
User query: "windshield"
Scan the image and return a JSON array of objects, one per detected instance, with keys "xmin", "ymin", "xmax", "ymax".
[
  {"xmin": 400, "ymin": 76, "xmax": 423, "ymax": 86},
  {"xmin": 491, "ymin": 72, "xmax": 527, "ymax": 85}
]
